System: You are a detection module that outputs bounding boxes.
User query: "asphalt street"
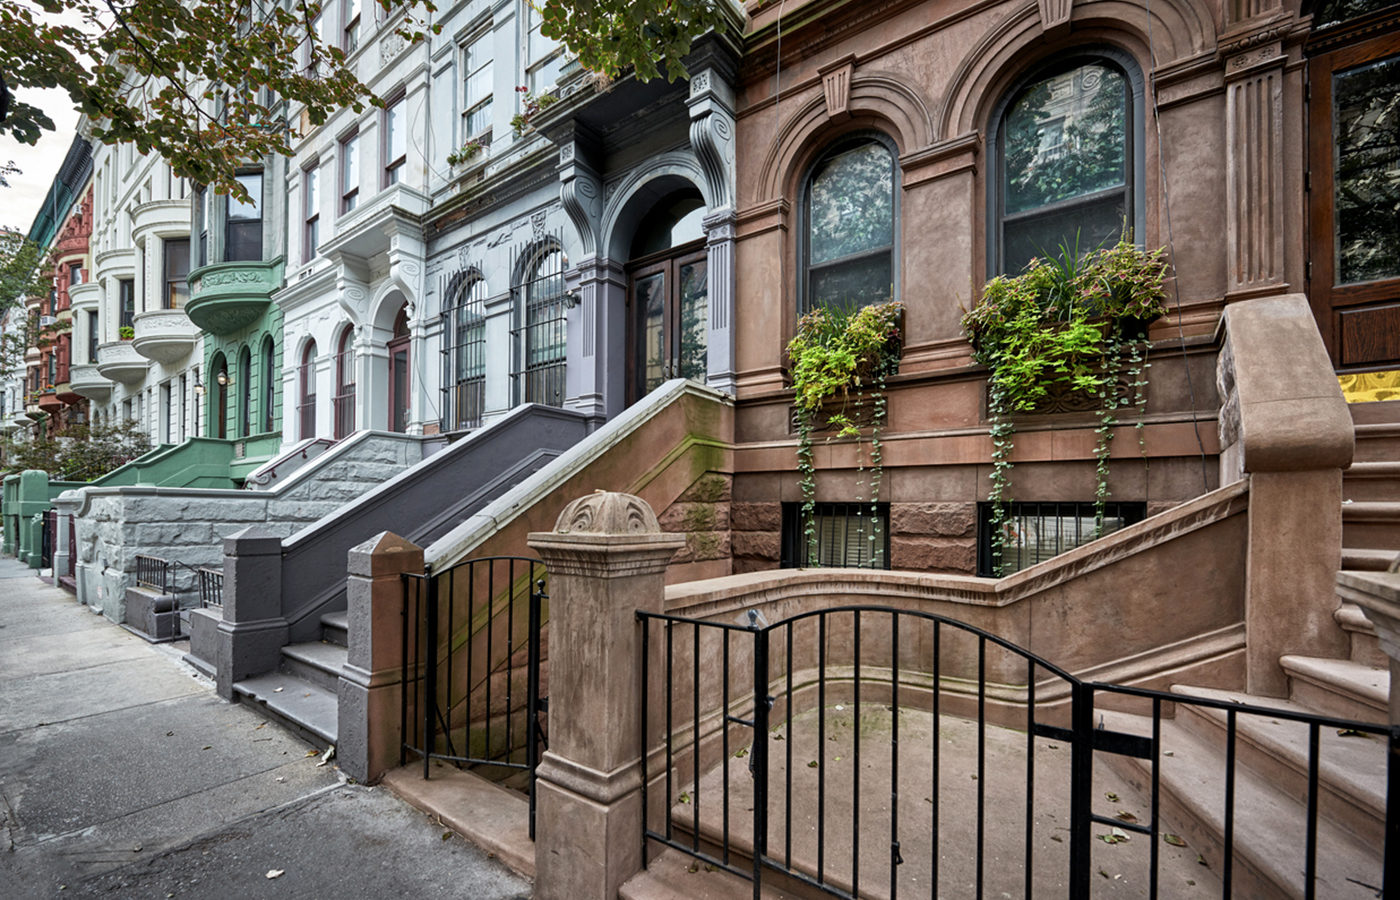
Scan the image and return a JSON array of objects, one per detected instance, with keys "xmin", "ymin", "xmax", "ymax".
[{"xmin": 0, "ymin": 556, "xmax": 531, "ymax": 899}]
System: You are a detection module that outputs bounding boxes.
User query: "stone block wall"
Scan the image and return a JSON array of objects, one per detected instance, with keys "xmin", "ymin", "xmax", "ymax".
[
  {"xmin": 888, "ymin": 502, "xmax": 977, "ymax": 573},
  {"xmin": 73, "ymin": 433, "xmax": 424, "ymax": 623},
  {"xmin": 731, "ymin": 499, "xmax": 781, "ymax": 573},
  {"xmin": 659, "ymin": 473, "xmax": 733, "ymax": 577}
]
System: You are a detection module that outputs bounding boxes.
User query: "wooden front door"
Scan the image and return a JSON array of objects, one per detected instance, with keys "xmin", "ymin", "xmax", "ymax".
[
  {"xmin": 1308, "ymin": 29, "xmax": 1400, "ymax": 372},
  {"xmin": 627, "ymin": 244, "xmax": 708, "ymax": 404}
]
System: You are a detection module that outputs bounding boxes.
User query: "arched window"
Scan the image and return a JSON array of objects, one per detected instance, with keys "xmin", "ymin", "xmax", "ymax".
[
  {"xmin": 298, "ymin": 341, "xmax": 318, "ymax": 439},
  {"xmin": 334, "ymin": 327, "xmax": 356, "ymax": 439},
  {"xmin": 211, "ymin": 352, "xmax": 228, "ymax": 439},
  {"xmin": 802, "ymin": 134, "xmax": 898, "ymax": 312},
  {"xmin": 441, "ymin": 271, "xmax": 487, "ymax": 431},
  {"xmin": 238, "ymin": 345, "xmax": 252, "ymax": 437},
  {"xmin": 388, "ymin": 305, "xmax": 411, "ymax": 432},
  {"xmin": 514, "ymin": 242, "xmax": 567, "ymax": 406},
  {"xmin": 990, "ymin": 51, "xmax": 1142, "ymax": 275},
  {"xmin": 261, "ymin": 335, "xmax": 276, "ymax": 433}
]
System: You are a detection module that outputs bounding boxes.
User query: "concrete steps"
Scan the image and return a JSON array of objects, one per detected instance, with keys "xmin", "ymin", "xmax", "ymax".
[
  {"xmin": 1333, "ymin": 603, "xmax": 1388, "ymax": 668},
  {"xmin": 1343, "ymin": 461, "xmax": 1400, "ymax": 501},
  {"xmin": 1167, "ymin": 686, "xmax": 1387, "ymax": 849},
  {"xmin": 233, "ymin": 613, "xmax": 348, "ymax": 748},
  {"xmin": 1340, "ymin": 547, "xmax": 1396, "ymax": 571},
  {"xmin": 1341, "ymin": 501, "xmax": 1400, "ymax": 550},
  {"xmin": 1351, "ymin": 422, "xmax": 1400, "ymax": 463},
  {"xmin": 1278, "ymin": 655, "xmax": 1390, "ymax": 725},
  {"xmin": 1098, "ymin": 709, "xmax": 1382, "ymax": 899}
]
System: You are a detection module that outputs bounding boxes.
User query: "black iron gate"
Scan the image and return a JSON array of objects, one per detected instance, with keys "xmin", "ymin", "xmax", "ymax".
[
  {"xmin": 637, "ymin": 605, "xmax": 1398, "ymax": 900},
  {"xmin": 39, "ymin": 509, "xmax": 53, "ymax": 569},
  {"xmin": 401, "ymin": 556, "xmax": 548, "ymax": 838}
]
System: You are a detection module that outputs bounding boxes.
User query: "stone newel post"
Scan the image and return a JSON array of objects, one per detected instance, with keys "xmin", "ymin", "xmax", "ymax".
[
  {"xmin": 215, "ymin": 526, "xmax": 287, "ymax": 700},
  {"xmin": 527, "ymin": 491, "xmax": 685, "ymax": 900},
  {"xmin": 338, "ymin": 531, "xmax": 423, "ymax": 783}
]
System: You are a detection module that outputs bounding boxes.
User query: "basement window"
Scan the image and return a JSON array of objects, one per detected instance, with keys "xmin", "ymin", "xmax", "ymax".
[
  {"xmin": 976, "ymin": 501, "xmax": 1146, "ymax": 576},
  {"xmin": 781, "ymin": 502, "xmax": 890, "ymax": 569}
]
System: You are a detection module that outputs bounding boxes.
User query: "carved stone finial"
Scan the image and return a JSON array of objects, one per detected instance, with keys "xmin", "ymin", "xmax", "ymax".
[{"xmin": 553, "ymin": 490, "xmax": 660, "ymax": 535}]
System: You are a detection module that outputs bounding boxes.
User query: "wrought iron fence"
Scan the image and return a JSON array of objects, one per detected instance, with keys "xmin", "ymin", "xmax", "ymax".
[
  {"xmin": 636, "ymin": 605, "xmax": 1397, "ymax": 899},
  {"xmin": 509, "ymin": 235, "xmax": 567, "ymax": 408},
  {"xmin": 401, "ymin": 556, "xmax": 548, "ymax": 838},
  {"xmin": 134, "ymin": 554, "xmax": 172, "ymax": 593},
  {"xmin": 198, "ymin": 567, "xmax": 224, "ymax": 609}
]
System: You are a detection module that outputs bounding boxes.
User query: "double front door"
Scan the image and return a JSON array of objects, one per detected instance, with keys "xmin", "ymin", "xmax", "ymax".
[{"xmin": 628, "ymin": 244, "xmax": 708, "ymax": 404}]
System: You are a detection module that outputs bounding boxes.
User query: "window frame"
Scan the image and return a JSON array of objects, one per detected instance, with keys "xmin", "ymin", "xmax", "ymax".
[
  {"xmin": 460, "ymin": 30, "xmax": 494, "ymax": 143},
  {"xmin": 522, "ymin": 2, "xmax": 564, "ymax": 96},
  {"xmin": 342, "ymin": 0, "xmax": 361, "ymax": 54},
  {"xmin": 224, "ymin": 170, "xmax": 264, "ymax": 263},
  {"xmin": 798, "ymin": 131, "xmax": 901, "ymax": 315},
  {"xmin": 985, "ymin": 47, "xmax": 1146, "ymax": 278},
  {"xmin": 780, "ymin": 501, "xmax": 891, "ymax": 570},
  {"xmin": 163, "ymin": 238, "xmax": 190, "ymax": 310},
  {"xmin": 303, "ymin": 163, "xmax": 321, "ymax": 261},
  {"xmin": 383, "ymin": 92, "xmax": 407, "ymax": 187},
  {"xmin": 339, "ymin": 130, "xmax": 360, "ymax": 215}
]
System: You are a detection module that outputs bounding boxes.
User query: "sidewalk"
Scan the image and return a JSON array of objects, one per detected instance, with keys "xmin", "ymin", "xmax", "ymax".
[{"xmin": 0, "ymin": 556, "xmax": 530, "ymax": 899}]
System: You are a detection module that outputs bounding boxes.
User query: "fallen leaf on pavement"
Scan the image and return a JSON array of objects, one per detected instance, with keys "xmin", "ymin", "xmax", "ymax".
[{"xmin": 266, "ymin": 869, "xmax": 284, "ymax": 879}]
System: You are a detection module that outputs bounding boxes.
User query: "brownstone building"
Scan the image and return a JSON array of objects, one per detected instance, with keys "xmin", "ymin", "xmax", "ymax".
[{"xmin": 722, "ymin": 0, "xmax": 1399, "ymax": 577}]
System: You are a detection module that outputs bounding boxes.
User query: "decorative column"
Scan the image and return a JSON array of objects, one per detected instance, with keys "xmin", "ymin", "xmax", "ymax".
[
  {"xmin": 338, "ymin": 531, "xmax": 423, "ymax": 783},
  {"xmin": 527, "ymin": 492, "xmax": 685, "ymax": 900},
  {"xmin": 556, "ymin": 123, "xmax": 616, "ymax": 423},
  {"xmin": 214, "ymin": 526, "xmax": 288, "ymax": 700},
  {"xmin": 52, "ymin": 489, "xmax": 80, "ymax": 581},
  {"xmin": 1221, "ymin": 18, "xmax": 1290, "ymax": 299}
]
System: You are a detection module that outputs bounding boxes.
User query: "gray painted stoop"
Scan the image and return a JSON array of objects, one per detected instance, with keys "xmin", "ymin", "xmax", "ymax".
[{"xmin": 232, "ymin": 611, "xmax": 348, "ymax": 748}]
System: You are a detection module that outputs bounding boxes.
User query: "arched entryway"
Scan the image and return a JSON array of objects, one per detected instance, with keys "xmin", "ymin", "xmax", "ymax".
[
  {"xmin": 298, "ymin": 340, "xmax": 318, "ymax": 439},
  {"xmin": 625, "ymin": 188, "xmax": 707, "ymax": 404},
  {"xmin": 387, "ymin": 304, "xmax": 410, "ymax": 432}
]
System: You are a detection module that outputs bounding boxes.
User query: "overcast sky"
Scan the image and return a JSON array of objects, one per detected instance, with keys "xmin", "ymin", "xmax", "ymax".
[{"xmin": 2, "ymin": 85, "xmax": 84, "ymax": 235}]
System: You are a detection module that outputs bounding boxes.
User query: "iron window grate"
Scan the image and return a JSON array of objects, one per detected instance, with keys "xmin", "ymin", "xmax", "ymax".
[
  {"xmin": 781, "ymin": 502, "xmax": 891, "ymax": 569},
  {"xmin": 976, "ymin": 501, "xmax": 1146, "ymax": 576}
]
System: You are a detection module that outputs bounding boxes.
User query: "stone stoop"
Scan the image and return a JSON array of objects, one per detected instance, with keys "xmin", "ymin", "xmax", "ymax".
[
  {"xmin": 231, "ymin": 612, "xmax": 348, "ymax": 750},
  {"xmin": 1350, "ymin": 421, "xmax": 1400, "ymax": 463},
  {"xmin": 1333, "ymin": 603, "xmax": 1389, "ymax": 668},
  {"xmin": 1097, "ymin": 707, "xmax": 1383, "ymax": 900},
  {"xmin": 1277, "ymin": 655, "xmax": 1389, "ymax": 725},
  {"xmin": 619, "ymin": 849, "xmax": 804, "ymax": 900},
  {"xmin": 119, "ymin": 584, "xmax": 181, "ymax": 643},
  {"xmin": 1340, "ymin": 501, "xmax": 1400, "ymax": 550}
]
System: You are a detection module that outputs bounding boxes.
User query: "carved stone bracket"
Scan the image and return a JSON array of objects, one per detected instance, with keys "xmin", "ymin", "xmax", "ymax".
[
  {"xmin": 820, "ymin": 57, "xmax": 855, "ymax": 120},
  {"xmin": 557, "ymin": 125, "xmax": 603, "ymax": 258},
  {"xmin": 687, "ymin": 66, "xmax": 736, "ymax": 211},
  {"xmin": 1037, "ymin": 0, "xmax": 1073, "ymax": 34}
]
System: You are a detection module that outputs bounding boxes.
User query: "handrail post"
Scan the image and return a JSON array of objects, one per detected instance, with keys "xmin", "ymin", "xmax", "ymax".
[
  {"xmin": 1068, "ymin": 681, "xmax": 1095, "ymax": 900},
  {"xmin": 423, "ymin": 566, "xmax": 439, "ymax": 779},
  {"xmin": 750, "ymin": 622, "xmax": 770, "ymax": 900}
]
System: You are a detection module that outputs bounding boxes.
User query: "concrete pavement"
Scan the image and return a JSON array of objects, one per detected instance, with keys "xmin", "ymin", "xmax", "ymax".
[{"xmin": 0, "ymin": 556, "xmax": 531, "ymax": 899}]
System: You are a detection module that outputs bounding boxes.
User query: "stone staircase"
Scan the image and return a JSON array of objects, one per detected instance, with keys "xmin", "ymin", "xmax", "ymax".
[
  {"xmin": 1096, "ymin": 401, "xmax": 1397, "ymax": 899},
  {"xmin": 230, "ymin": 610, "xmax": 348, "ymax": 748}
]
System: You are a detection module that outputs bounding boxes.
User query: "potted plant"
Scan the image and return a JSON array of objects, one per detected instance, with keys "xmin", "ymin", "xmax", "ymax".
[
  {"xmin": 118, "ymin": 326, "xmax": 134, "ymax": 340},
  {"xmin": 785, "ymin": 300, "xmax": 904, "ymax": 566},
  {"xmin": 447, "ymin": 138, "xmax": 486, "ymax": 168},
  {"xmin": 961, "ymin": 235, "xmax": 1169, "ymax": 574},
  {"xmin": 511, "ymin": 86, "xmax": 560, "ymax": 137}
]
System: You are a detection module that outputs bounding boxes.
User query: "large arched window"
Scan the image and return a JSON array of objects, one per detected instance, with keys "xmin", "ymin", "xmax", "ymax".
[
  {"xmin": 990, "ymin": 50, "xmax": 1143, "ymax": 275},
  {"xmin": 334, "ymin": 327, "xmax": 356, "ymax": 439},
  {"xmin": 801, "ymin": 134, "xmax": 898, "ymax": 312},
  {"xmin": 298, "ymin": 340, "xmax": 318, "ymax": 439},
  {"xmin": 238, "ymin": 345, "xmax": 252, "ymax": 437},
  {"xmin": 261, "ymin": 335, "xmax": 276, "ymax": 433},
  {"xmin": 441, "ymin": 271, "xmax": 487, "ymax": 431},
  {"xmin": 514, "ymin": 242, "xmax": 567, "ymax": 406}
]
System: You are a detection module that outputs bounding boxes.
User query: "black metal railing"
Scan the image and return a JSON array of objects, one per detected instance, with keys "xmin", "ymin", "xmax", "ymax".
[
  {"xmin": 134, "ymin": 554, "xmax": 172, "ymax": 593},
  {"xmin": 401, "ymin": 555, "xmax": 548, "ymax": 838},
  {"xmin": 637, "ymin": 604, "xmax": 1397, "ymax": 900},
  {"xmin": 198, "ymin": 567, "xmax": 223, "ymax": 609}
]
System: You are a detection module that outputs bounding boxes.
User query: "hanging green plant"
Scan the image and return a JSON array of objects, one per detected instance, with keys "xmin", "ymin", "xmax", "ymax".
[
  {"xmin": 961, "ymin": 236, "xmax": 1169, "ymax": 575},
  {"xmin": 786, "ymin": 300, "xmax": 904, "ymax": 567}
]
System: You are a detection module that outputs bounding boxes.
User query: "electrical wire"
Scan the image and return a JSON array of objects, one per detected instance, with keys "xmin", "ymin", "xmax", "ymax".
[{"xmin": 1142, "ymin": 0, "xmax": 1212, "ymax": 494}]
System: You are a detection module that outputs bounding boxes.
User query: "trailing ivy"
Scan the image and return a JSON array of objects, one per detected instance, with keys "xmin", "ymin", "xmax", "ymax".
[
  {"xmin": 786, "ymin": 301, "xmax": 904, "ymax": 567},
  {"xmin": 962, "ymin": 237, "xmax": 1168, "ymax": 574}
]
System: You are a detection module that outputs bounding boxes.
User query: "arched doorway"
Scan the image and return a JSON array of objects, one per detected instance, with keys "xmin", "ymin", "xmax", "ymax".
[
  {"xmin": 387, "ymin": 304, "xmax": 410, "ymax": 432},
  {"xmin": 626, "ymin": 189, "xmax": 707, "ymax": 404}
]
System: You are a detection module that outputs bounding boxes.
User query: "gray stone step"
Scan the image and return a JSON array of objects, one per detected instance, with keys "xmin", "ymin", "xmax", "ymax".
[
  {"xmin": 1168, "ymin": 685, "xmax": 1386, "ymax": 850},
  {"xmin": 232, "ymin": 672, "xmax": 338, "ymax": 747},
  {"xmin": 1340, "ymin": 547, "xmax": 1397, "ymax": 571},
  {"xmin": 280, "ymin": 641, "xmax": 348, "ymax": 694},
  {"xmin": 1351, "ymin": 422, "xmax": 1400, "ymax": 463},
  {"xmin": 1342, "ymin": 461, "xmax": 1400, "ymax": 501},
  {"xmin": 320, "ymin": 610, "xmax": 348, "ymax": 648},
  {"xmin": 1340, "ymin": 500, "xmax": 1400, "ymax": 549},
  {"xmin": 1098, "ymin": 710, "xmax": 1383, "ymax": 899},
  {"xmin": 1332, "ymin": 603, "xmax": 1387, "ymax": 667},
  {"xmin": 1279, "ymin": 655, "xmax": 1389, "ymax": 725}
]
